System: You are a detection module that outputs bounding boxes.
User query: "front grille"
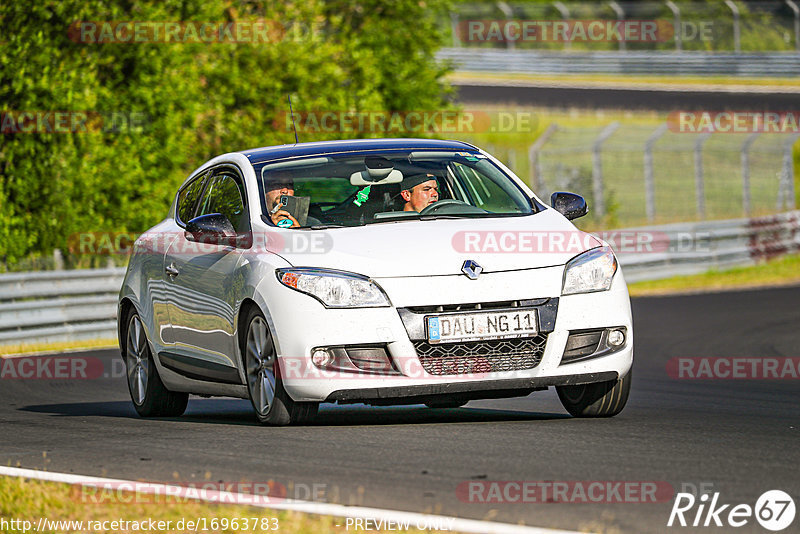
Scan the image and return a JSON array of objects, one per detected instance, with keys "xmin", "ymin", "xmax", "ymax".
[
  {"xmin": 406, "ymin": 299, "xmax": 549, "ymax": 315},
  {"xmin": 413, "ymin": 335, "xmax": 548, "ymax": 375}
]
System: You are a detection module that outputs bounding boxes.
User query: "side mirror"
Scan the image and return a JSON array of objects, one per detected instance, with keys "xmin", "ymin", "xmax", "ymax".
[
  {"xmin": 550, "ymin": 192, "xmax": 588, "ymax": 220},
  {"xmin": 185, "ymin": 213, "xmax": 237, "ymax": 246}
]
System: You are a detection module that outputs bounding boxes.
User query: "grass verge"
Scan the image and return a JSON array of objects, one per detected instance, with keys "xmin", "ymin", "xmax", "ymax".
[
  {"xmin": 0, "ymin": 339, "xmax": 118, "ymax": 358},
  {"xmin": 0, "ymin": 475, "xmax": 430, "ymax": 534},
  {"xmin": 628, "ymin": 253, "xmax": 800, "ymax": 296}
]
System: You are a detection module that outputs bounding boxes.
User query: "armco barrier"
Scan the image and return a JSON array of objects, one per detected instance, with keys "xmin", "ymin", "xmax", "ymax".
[
  {"xmin": 0, "ymin": 268, "xmax": 125, "ymax": 346},
  {"xmin": 437, "ymin": 49, "xmax": 800, "ymax": 77},
  {"xmin": 615, "ymin": 211, "xmax": 800, "ymax": 283},
  {"xmin": 0, "ymin": 211, "xmax": 798, "ymax": 346}
]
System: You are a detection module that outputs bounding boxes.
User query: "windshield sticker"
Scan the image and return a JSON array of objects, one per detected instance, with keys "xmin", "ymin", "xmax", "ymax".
[{"xmin": 353, "ymin": 185, "xmax": 372, "ymax": 207}]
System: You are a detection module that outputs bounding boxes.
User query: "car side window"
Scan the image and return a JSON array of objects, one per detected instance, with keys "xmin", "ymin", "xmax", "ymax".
[
  {"xmin": 176, "ymin": 173, "xmax": 208, "ymax": 225},
  {"xmin": 196, "ymin": 171, "xmax": 249, "ymax": 233}
]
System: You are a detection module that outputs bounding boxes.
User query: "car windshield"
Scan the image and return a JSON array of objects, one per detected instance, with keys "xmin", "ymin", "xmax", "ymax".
[{"xmin": 256, "ymin": 150, "xmax": 534, "ymax": 228}]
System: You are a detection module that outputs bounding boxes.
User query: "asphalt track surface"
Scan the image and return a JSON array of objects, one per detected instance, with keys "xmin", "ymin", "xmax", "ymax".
[
  {"xmin": 454, "ymin": 83, "xmax": 800, "ymax": 111},
  {"xmin": 2, "ymin": 285, "xmax": 799, "ymax": 533}
]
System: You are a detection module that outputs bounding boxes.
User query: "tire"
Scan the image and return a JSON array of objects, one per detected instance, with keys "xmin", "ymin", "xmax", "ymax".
[
  {"xmin": 556, "ymin": 370, "xmax": 631, "ymax": 418},
  {"xmin": 425, "ymin": 399, "xmax": 468, "ymax": 409},
  {"xmin": 123, "ymin": 308, "xmax": 188, "ymax": 417},
  {"xmin": 240, "ymin": 306, "xmax": 318, "ymax": 426}
]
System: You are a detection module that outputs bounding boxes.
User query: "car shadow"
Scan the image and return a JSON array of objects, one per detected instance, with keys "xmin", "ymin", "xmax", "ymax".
[{"xmin": 20, "ymin": 399, "xmax": 571, "ymax": 426}]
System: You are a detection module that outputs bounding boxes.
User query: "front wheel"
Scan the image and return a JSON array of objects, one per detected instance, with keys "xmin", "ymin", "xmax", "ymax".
[
  {"xmin": 556, "ymin": 370, "xmax": 631, "ymax": 418},
  {"xmin": 241, "ymin": 307, "xmax": 318, "ymax": 426},
  {"xmin": 123, "ymin": 309, "xmax": 188, "ymax": 417}
]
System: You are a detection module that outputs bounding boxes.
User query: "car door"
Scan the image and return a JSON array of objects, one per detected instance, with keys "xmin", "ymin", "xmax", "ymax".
[{"xmin": 163, "ymin": 166, "xmax": 250, "ymax": 383}]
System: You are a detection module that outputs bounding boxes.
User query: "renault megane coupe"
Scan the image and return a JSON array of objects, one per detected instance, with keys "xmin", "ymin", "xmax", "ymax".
[{"xmin": 118, "ymin": 138, "xmax": 633, "ymax": 425}]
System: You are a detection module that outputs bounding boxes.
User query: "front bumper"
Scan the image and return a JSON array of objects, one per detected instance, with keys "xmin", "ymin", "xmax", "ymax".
[{"xmin": 260, "ymin": 267, "xmax": 633, "ymax": 403}]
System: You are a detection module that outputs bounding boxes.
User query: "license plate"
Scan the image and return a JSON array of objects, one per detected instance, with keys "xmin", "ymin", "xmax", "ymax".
[{"xmin": 426, "ymin": 310, "xmax": 538, "ymax": 344}]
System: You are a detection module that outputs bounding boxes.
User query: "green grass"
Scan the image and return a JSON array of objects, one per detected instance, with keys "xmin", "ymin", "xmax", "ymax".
[
  {"xmin": 0, "ymin": 475, "xmax": 431, "ymax": 534},
  {"xmin": 0, "ymin": 339, "xmax": 119, "ymax": 357},
  {"xmin": 628, "ymin": 253, "xmax": 800, "ymax": 296}
]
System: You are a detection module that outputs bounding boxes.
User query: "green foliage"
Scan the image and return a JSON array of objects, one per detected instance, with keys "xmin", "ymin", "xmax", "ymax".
[{"xmin": 0, "ymin": 0, "xmax": 453, "ymax": 268}]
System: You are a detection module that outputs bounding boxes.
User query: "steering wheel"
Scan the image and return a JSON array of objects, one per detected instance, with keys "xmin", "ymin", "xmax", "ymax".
[{"xmin": 419, "ymin": 199, "xmax": 467, "ymax": 216}]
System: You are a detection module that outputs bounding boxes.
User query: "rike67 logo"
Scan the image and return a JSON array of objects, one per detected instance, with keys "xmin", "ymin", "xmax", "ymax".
[{"xmin": 668, "ymin": 490, "xmax": 795, "ymax": 531}]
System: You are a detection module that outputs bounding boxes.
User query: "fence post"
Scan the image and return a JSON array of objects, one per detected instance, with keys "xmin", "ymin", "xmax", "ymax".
[
  {"xmin": 725, "ymin": 0, "xmax": 741, "ymax": 53},
  {"xmin": 450, "ymin": 12, "xmax": 461, "ymax": 47},
  {"xmin": 741, "ymin": 132, "xmax": 759, "ymax": 215},
  {"xmin": 529, "ymin": 123, "xmax": 559, "ymax": 194},
  {"xmin": 786, "ymin": 0, "xmax": 800, "ymax": 52},
  {"xmin": 608, "ymin": 2, "xmax": 626, "ymax": 52},
  {"xmin": 665, "ymin": 1, "xmax": 681, "ymax": 51},
  {"xmin": 553, "ymin": 1, "xmax": 571, "ymax": 50},
  {"xmin": 592, "ymin": 122, "xmax": 620, "ymax": 219},
  {"xmin": 694, "ymin": 133, "xmax": 711, "ymax": 219},
  {"xmin": 644, "ymin": 123, "xmax": 668, "ymax": 222},
  {"xmin": 778, "ymin": 133, "xmax": 799, "ymax": 210},
  {"xmin": 496, "ymin": 2, "xmax": 515, "ymax": 50}
]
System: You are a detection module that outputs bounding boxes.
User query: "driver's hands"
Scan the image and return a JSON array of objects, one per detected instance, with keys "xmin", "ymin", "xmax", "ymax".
[
  {"xmin": 269, "ymin": 210, "xmax": 300, "ymax": 228},
  {"xmin": 271, "ymin": 209, "xmax": 299, "ymax": 228}
]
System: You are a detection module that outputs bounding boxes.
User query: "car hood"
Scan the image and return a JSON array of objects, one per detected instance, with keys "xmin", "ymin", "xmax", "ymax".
[{"xmin": 268, "ymin": 209, "xmax": 602, "ymax": 278}]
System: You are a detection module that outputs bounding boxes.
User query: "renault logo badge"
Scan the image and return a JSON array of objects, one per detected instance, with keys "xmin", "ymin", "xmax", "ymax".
[{"xmin": 461, "ymin": 260, "xmax": 483, "ymax": 280}]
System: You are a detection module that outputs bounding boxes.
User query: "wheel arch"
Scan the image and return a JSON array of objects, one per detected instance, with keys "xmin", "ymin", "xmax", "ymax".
[{"xmin": 118, "ymin": 297, "xmax": 137, "ymax": 355}]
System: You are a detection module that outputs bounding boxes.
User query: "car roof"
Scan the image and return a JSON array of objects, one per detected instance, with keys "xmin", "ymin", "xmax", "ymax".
[{"xmin": 241, "ymin": 138, "xmax": 478, "ymax": 164}]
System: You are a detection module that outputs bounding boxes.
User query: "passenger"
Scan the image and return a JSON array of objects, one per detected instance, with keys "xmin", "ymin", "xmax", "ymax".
[
  {"xmin": 264, "ymin": 176, "xmax": 299, "ymax": 228},
  {"xmin": 400, "ymin": 173, "xmax": 439, "ymax": 212}
]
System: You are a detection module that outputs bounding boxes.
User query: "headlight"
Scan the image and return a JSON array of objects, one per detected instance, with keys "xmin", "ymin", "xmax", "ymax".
[
  {"xmin": 562, "ymin": 246, "xmax": 618, "ymax": 296},
  {"xmin": 276, "ymin": 268, "xmax": 391, "ymax": 308}
]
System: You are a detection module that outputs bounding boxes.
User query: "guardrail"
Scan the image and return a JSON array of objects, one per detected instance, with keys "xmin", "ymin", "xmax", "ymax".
[
  {"xmin": 438, "ymin": 49, "xmax": 800, "ymax": 77},
  {"xmin": 0, "ymin": 268, "xmax": 125, "ymax": 346},
  {"xmin": 615, "ymin": 211, "xmax": 800, "ymax": 283},
  {"xmin": 0, "ymin": 211, "xmax": 798, "ymax": 347}
]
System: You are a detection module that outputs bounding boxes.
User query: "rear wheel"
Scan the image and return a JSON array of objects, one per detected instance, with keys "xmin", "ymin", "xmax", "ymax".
[
  {"xmin": 556, "ymin": 370, "xmax": 631, "ymax": 418},
  {"xmin": 123, "ymin": 309, "xmax": 188, "ymax": 417},
  {"xmin": 241, "ymin": 306, "xmax": 318, "ymax": 425}
]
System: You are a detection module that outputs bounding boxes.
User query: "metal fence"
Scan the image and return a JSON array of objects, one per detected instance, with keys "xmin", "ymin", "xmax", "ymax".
[
  {"xmin": 448, "ymin": 1, "xmax": 800, "ymax": 53},
  {"xmin": 0, "ymin": 268, "xmax": 124, "ymax": 346},
  {"xmin": 528, "ymin": 122, "xmax": 798, "ymax": 227},
  {"xmin": 438, "ymin": 48, "xmax": 800, "ymax": 76}
]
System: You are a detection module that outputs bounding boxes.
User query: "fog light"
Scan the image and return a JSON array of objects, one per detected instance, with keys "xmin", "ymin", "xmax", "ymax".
[
  {"xmin": 608, "ymin": 329, "xmax": 625, "ymax": 347},
  {"xmin": 311, "ymin": 349, "xmax": 333, "ymax": 368}
]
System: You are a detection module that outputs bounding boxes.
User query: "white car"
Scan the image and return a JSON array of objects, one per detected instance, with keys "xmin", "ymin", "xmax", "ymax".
[{"xmin": 118, "ymin": 138, "xmax": 633, "ymax": 425}]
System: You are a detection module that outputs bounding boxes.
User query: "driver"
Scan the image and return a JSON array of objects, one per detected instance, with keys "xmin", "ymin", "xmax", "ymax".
[
  {"xmin": 400, "ymin": 173, "xmax": 439, "ymax": 212},
  {"xmin": 264, "ymin": 175, "xmax": 300, "ymax": 228}
]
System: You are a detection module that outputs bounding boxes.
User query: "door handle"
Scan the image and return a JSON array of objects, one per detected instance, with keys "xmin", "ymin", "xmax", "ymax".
[{"xmin": 165, "ymin": 263, "xmax": 179, "ymax": 277}]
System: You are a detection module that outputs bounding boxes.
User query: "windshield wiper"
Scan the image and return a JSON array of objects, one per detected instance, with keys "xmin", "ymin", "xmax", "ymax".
[
  {"xmin": 417, "ymin": 214, "xmax": 474, "ymax": 221},
  {"xmin": 307, "ymin": 224, "xmax": 348, "ymax": 229}
]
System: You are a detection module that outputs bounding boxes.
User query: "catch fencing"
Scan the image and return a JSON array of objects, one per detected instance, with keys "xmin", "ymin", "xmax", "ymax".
[{"xmin": 519, "ymin": 122, "xmax": 798, "ymax": 228}]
